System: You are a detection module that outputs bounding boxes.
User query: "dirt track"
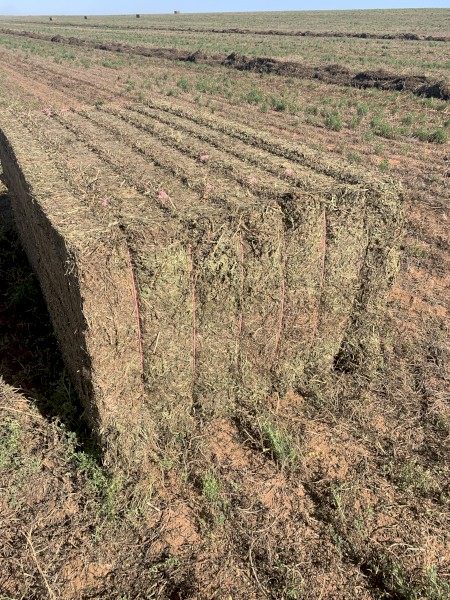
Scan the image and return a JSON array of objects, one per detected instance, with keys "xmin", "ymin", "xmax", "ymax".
[{"xmin": 1, "ymin": 27, "xmax": 449, "ymax": 100}]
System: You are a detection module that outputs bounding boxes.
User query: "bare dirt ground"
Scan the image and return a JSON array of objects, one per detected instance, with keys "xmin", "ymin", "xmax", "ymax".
[{"xmin": 0, "ymin": 10, "xmax": 449, "ymax": 599}]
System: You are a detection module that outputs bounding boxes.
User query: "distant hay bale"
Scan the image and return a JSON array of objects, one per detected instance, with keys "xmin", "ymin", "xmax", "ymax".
[
  {"xmin": 49, "ymin": 17, "xmax": 54, "ymax": 22},
  {"xmin": 174, "ymin": 10, "xmax": 180, "ymax": 14},
  {"xmin": 136, "ymin": 13, "xmax": 140, "ymax": 18},
  {"xmin": 84, "ymin": 16, "xmax": 88, "ymax": 20}
]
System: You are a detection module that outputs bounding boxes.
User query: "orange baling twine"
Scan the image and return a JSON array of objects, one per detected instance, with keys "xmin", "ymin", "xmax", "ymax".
[{"xmin": 126, "ymin": 247, "xmax": 144, "ymax": 375}]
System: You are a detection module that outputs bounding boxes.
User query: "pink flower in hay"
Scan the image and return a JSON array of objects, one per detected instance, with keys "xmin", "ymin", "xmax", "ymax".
[
  {"xmin": 60, "ymin": 107, "xmax": 69, "ymax": 113},
  {"xmin": 43, "ymin": 108, "xmax": 52, "ymax": 117},
  {"xmin": 101, "ymin": 197, "xmax": 110, "ymax": 207},
  {"xmin": 205, "ymin": 183, "xmax": 213, "ymax": 192},
  {"xmin": 158, "ymin": 190, "xmax": 170, "ymax": 200},
  {"xmin": 199, "ymin": 154, "xmax": 209, "ymax": 162},
  {"xmin": 248, "ymin": 176, "xmax": 258, "ymax": 185},
  {"xmin": 285, "ymin": 168, "xmax": 294, "ymax": 177},
  {"xmin": 19, "ymin": 112, "xmax": 27, "ymax": 117}
]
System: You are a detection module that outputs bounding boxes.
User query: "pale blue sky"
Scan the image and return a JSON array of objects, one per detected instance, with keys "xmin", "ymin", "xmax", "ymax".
[{"xmin": 0, "ymin": 1, "xmax": 449, "ymax": 16}]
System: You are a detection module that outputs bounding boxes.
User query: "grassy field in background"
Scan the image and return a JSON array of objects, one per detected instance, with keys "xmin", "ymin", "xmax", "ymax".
[{"xmin": 2, "ymin": 8, "xmax": 450, "ymax": 34}]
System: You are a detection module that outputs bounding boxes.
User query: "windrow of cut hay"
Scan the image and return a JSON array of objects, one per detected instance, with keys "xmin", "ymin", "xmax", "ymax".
[
  {"xmin": 0, "ymin": 104, "xmax": 402, "ymax": 468},
  {"xmin": 0, "ymin": 28, "xmax": 448, "ymax": 100}
]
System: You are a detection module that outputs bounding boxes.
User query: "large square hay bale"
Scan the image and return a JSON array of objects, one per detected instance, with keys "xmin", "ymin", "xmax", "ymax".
[{"xmin": 0, "ymin": 106, "xmax": 402, "ymax": 466}]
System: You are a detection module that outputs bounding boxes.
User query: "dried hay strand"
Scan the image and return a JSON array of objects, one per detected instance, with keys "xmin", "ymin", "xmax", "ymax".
[{"xmin": 0, "ymin": 107, "xmax": 403, "ymax": 470}]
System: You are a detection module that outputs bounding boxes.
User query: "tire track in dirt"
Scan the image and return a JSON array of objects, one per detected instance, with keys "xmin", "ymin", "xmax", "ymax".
[
  {"xmin": 1, "ymin": 28, "xmax": 448, "ymax": 100},
  {"xmin": 0, "ymin": 59, "xmax": 83, "ymax": 109}
]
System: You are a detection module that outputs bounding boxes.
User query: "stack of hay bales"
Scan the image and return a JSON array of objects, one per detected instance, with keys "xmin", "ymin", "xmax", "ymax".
[{"xmin": 0, "ymin": 111, "xmax": 402, "ymax": 466}]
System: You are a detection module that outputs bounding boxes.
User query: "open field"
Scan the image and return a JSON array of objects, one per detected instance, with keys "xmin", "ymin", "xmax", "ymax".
[
  {"xmin": 2, "ymin": 11, "xmax": 450, "ymax": 79},
  {"xmin": 0, "ymin": 9, "xmax": 449, "ymax": 599},
  {"xmin": 2, "ymin": 9, "xmax": 450, "ymax": 35}
]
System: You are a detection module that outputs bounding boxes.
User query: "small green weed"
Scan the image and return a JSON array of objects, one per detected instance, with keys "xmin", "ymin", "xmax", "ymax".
[
  {"xmin": 202, "ymin": 471, "xmax": 220, "ymax": 502},
  {"xmin": 349, "ymin": 115, "xmax": 362, "ymax": 129},
  {"xmin": 271, "ymin": 96, "xmax": 287, "ymax": 112},
  {"xmin": 424, "ymin": 565, "xmax": 450, "ymax": 599},
  {"xmin": 371, "ymin": 117, "xmax": 398, "ymax": 139},
  {"xmin": 0, "ymin": 418, "xmax": 21, "ymax": 470},
  {"xmin": 356, "ymin": 103, "xmax": 369, "ymax": 117},
  {"xmin": 260, "ymin": 420, "xmax": 297, "ymax": 467},
  {"xmin": 65, "ymin": 431, "xmax": 119, "ymax": 518},
  {"xmin": 149, "ymin": 556, "xmax": 180, "ymax": 575},
  {"xmin": 245, "ymin": 88, "xmax": 265, "ymax": 105},
  {"xmin": 324, "ymin": 111, "xmax": 343, "ymax": 132},
  {"xmin": 347, "ymin": 151, "xmax": 362, "ymax": 164},
  {"xmin": 379, "ymin": 159, "xmax": 389, "ymax": 172},
  {"xmin": 414, "ymin": 128, "xmax": 448, "ymax": 144},
  {"xmin": 401, "ymin": 113, "xmax": 415, "ymax": 126},
  {"xmin": 177, "ymin": 76, "xmax": 190, "ymax": 92}
]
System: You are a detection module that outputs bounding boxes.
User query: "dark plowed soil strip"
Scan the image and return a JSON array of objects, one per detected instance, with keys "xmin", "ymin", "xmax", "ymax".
[
  {"xmin": 13, "ymin": 20, "xmax": 450, "ymax": 42},
  {"xmin": 1, "ymin": 28, "xmax": 449, "ymax": 101}
]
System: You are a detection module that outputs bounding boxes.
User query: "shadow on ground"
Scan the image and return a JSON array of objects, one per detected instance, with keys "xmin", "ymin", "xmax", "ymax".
[{"xmin": 0, "ymin": 190, "xmax": 86, "ymax": 433}]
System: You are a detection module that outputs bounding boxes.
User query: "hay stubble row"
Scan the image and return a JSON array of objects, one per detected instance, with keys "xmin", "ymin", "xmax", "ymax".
[{"xmin": 0, "ymin": 96, "xmax": 402, "ymax": 467}]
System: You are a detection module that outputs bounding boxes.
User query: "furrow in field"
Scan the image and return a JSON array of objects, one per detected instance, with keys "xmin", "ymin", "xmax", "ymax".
[
  {"xmin": 0, "ymin": 59, "xmax": 82, "ymax": 109},
  {"xmin": 0, "ymin": 51, "xmax": 121, "ymax": 105},
  {"xmin": 1, "ymin": 49, "xmax": 304, "ymax": 144}
]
